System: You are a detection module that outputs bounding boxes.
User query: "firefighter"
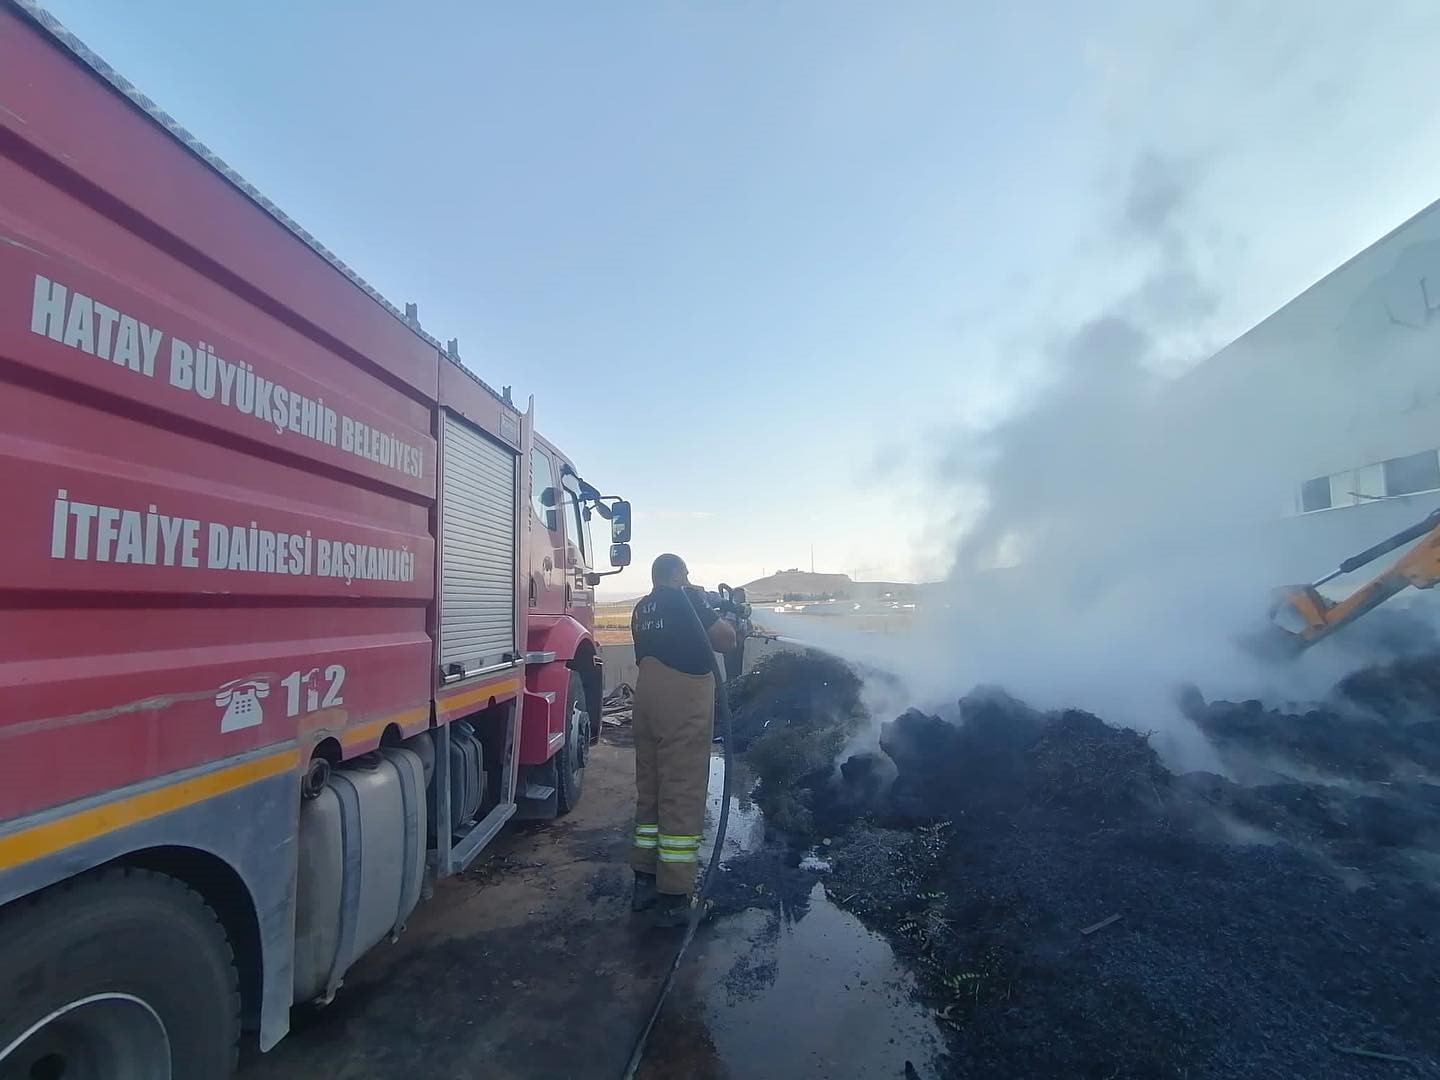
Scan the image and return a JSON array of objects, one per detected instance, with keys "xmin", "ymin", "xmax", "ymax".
[
  {"xmin": 629, "ymin": 553, "xmax": 737, "ymax": 926},
  {"xmin": 720, "ymin": 585, "xmax": 751, "ymax": 683}
]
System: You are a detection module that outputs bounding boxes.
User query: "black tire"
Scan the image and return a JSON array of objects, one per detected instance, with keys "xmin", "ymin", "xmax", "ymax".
[
  {"xmin": 0, "ymin": 866, "xmax": 240, "ymax": 1080},
  {"xmin": 556, "ymin": 669, "xmax": 589, "ymax": 816}
]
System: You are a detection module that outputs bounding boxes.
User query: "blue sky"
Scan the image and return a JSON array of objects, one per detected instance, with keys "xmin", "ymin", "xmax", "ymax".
[{"xmin": 43, "ymin": 1, "xmax": 1440, "ymax": 596}]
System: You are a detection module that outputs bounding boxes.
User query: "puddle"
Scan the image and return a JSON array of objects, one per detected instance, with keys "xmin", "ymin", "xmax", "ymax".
[
  {"xmin": 703, "ymin": 749, "xmax": 765, "ymax": 861},
  {"xmin": 654, "ymin": 754, "xmax": 944, "ymax": 1079},
  {"xmin": 672, "ymin": 883, "xmax": 943, "ymax": 1078}
]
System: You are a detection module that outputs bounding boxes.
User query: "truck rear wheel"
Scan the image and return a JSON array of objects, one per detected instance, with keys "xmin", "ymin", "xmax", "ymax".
[
  {"xmin": 0, "ymin": 867, "xmax": 240, "ymax": 1080},
  {"xmin": 555, "ymin": 669, "xmax": 589, "ymax": 816}
]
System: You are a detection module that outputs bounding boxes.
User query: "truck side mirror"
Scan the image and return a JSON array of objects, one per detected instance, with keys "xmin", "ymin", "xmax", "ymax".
[
  {"xmin": 610, "ymin": 500, "xmax": 632, "ymax": 544},
  {"xmin": 609, "ymin": 543, "xmax": 632, "ymax": 568}
]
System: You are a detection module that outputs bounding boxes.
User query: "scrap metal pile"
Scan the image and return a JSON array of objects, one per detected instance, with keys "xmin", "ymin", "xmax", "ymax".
[{"xmin": 718, "ymin": 650, "xmax": 1440, "ymax": 1078}]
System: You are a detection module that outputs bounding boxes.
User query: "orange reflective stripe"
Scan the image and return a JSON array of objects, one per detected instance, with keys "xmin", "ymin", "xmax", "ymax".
[{"xmin": 0, "ymin": 747, "xmax": 299, "ymax": 872}]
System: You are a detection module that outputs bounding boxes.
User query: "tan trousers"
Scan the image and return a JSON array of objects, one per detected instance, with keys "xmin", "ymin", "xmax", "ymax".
[{"xmin": 630, "ymin": 656, "xmax": 715, "ymax": 895}]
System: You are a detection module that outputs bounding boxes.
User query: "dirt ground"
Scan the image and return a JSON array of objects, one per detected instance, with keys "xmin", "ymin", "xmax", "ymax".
[
  {"xmin": 241, "ymin": 720, "xmax": 933, "ymax": 1080},
  {"xmin": 242, "ymin": 732, "xmax": 679, "ymax": 1080},
  {"xmin": 240, "ymin": 634, "xmax": 915, "ymax": 1080}
]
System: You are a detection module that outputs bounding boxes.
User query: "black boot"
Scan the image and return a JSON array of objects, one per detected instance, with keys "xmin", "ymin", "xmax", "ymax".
[
  {"xmin": 631, "ymin": 871, "xmax": 658, "ymax": 912},
  {"xmin": 651, "ymin": 893, "xmax": 692, "ymax": 928}
]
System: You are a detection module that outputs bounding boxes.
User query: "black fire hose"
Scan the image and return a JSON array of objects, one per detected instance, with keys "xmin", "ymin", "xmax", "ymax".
[{"xmin": 620, "ymin": 590, "xmax": 734, "ymax": 1080}]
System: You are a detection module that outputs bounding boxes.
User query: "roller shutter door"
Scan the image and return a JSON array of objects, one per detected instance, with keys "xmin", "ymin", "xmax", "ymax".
[{"xmin": 440, "ymin": 413, "xmax": 517, "ymax": 676}]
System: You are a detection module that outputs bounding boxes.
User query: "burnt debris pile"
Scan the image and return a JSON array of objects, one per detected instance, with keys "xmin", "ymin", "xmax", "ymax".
[
  {"xmin": 730, "ymin": 651, "xmax": 1440, "ymax": 1078},
  {"xmin": 1184, "ymin": 655, "xmax": 1440, "ymax": 785},
  {"xmin": 878, "ymin": 690, "xmax": 1171, "ymax": 825},
  {"xmin": 726, "ymin": 650, "xmax": 866, "ymax": 834},
  {"xmin": 727, "ymin": 649, "xmax": 866, "ymax": 750}
]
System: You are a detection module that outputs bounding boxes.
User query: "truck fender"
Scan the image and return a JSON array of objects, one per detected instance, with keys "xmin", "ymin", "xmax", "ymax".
[
  {"xmin": 526, "ymin": 613, "xmax": 593, "ymax": 664},
  {"xmin": 521, "ymin": 617, "xmax": 598, "ymax": 765}
]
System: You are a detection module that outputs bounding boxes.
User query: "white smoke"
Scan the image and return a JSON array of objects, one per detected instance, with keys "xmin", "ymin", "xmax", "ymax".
[
  {"xmin": 770, "ymin": 147, "xmax": 1440, "ymax": 771},
  {"xmin": 921, "ymin": 156, "xmax": 1440, "ymax": 766},
  {"xmin": 752, "ymin": 3, "xmax": 1440, "ymax": 768}
]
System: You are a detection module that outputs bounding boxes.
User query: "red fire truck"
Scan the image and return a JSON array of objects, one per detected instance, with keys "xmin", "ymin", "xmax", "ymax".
[{"xmin": 0, "ymin": 4, "xmax": 632, "ymax": 1074}]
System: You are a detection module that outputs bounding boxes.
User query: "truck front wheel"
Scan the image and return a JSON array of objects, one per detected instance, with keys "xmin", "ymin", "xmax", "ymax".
[
  {"xmin": 0, "ymin": 866, "xmax": 240, "ymax": 1080},
  {"xmin": 555, "ymin": 669, "xmax": 589, "ymax": 816}
]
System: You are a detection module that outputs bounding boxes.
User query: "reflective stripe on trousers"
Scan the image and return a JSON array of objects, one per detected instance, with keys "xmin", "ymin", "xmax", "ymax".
[{"xmin": 658, "ymin": 833, "xmax": 701, "ymax": 863}]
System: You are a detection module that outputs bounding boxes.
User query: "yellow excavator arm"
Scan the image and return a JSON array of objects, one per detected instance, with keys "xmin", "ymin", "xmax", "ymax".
[{"xmin": 1267, "ymin": 508, "xmax": 1440, "ymax": 654}]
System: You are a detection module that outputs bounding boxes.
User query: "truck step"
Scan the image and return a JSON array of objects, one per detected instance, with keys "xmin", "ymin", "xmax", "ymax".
[
  {"xmin": 446, "ymin": 802, "xmax": 518, "ymax": 874},
  {"xmin": 513, "ymin": 762, "xmax": 560, "ymax": 821}
]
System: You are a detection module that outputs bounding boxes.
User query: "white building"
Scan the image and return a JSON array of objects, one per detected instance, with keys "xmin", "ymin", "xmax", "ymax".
[{"xmin": 1179, "ymin": 197, "xmax": 1440, "ymax": 589}]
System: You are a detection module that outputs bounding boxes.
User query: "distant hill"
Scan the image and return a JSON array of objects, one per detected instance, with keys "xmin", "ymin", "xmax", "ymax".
[
  {"xmin": 740, "ymin": 569, "xmax": 918, "ymax": 603},
  {"xmin": 740, "ymin": 570, "xmax": 851, "ymax": 600}
]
